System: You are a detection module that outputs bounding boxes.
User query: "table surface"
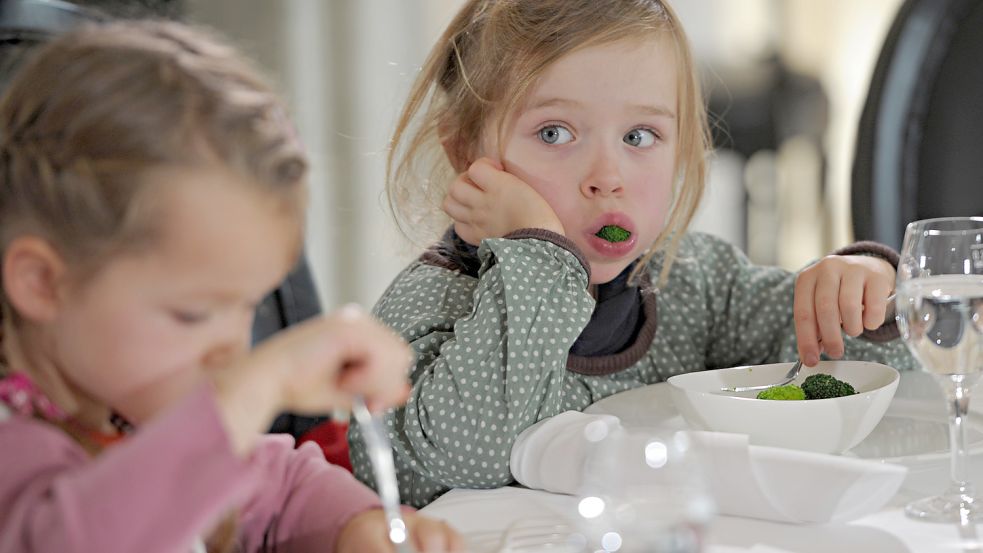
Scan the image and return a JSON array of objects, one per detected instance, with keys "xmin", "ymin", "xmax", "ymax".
[{"xmin": 421, "ymin": 371, "xmax": 983, "ymax": 553}]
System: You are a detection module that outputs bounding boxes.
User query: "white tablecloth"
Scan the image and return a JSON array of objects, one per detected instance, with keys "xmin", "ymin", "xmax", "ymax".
[{"xmin": 421, "ymin": 371, "xmax": 983, "ymax": 553}]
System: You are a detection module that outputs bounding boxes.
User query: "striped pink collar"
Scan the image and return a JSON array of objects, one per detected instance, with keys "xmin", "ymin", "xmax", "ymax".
[{"xmin": 0, "ymin": 372, "xmax": 67, "ymax": 420}]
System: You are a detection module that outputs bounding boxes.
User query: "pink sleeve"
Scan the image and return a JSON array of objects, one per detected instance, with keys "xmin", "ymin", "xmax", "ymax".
[
  {"xmin": 238, "ymin": 438, "xmax": 382, "ymax": 552},
  {"xmin": 1, "ymin": 384, "xmax": 257, "ymax": 553},
  {"xmin": 0, "ymin": 383, "xmax": 384, "ymax": 553}
]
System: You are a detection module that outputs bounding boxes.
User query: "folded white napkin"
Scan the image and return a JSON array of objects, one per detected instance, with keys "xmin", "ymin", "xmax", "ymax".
[{"xmin": 510, "ymin": 411, "xmax": 907, "ymax": 524}]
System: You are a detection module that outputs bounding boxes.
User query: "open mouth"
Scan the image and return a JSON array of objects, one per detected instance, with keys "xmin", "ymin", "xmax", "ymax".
[{"xmin": 595, "ymin": 225, "xmax": 632, "ymax": 243}]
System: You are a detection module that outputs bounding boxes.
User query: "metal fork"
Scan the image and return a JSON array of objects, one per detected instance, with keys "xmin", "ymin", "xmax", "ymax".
[
  {"xmin": 720, "ymin": 359, "xmax": 803, "ymax": 393},
  {"xmin": 351, "ymin": 396, "xmax": 413, "ymax": 553}
]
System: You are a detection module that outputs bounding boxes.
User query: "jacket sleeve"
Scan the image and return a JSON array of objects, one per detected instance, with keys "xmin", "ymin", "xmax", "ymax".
[
  {"xmin": 0, "ymin": 384, "xmax": 382, "ymax": 553},
  {"xmin": 0, "ymin": 385, "xmax": 254, "ymax": 553},
  {"xmin": 688, "ymin": 233, "xmax": 916, "ymax": 371},
  {"xmin": 240, "ymin": 439, "xmax": 380, "ymax": 552},
  {"xmin": 350, "ymin": 231, "xmax": 597, "ymax": 506}
]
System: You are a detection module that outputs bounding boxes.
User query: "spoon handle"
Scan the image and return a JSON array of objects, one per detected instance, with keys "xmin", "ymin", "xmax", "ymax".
[{"xmin": 351, "ymin": 396, "xmax": 413, "ymax": 553}]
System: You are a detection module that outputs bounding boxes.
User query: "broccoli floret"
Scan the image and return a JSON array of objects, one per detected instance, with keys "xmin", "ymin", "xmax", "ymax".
[
  {"xmin": 596, "ymin": 225, "xmax": 631, "ymax": 242},
  {"xmin": 756, "ymin": 384, "xmax": 806, "ymax": 400},
  {"xmin": 801, "ymin": 374, "xmax": 856, "ymax": 399}
]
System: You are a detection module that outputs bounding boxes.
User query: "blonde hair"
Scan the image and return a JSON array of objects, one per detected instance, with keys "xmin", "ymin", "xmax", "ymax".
[
  {"xmin": 0, "ymin": 20, "xmax": 307, "ymax": 553},
  {"xmin": 0, "ymin": 19, "xmax": 307, "ymax": 317},
  {"xmin": 387, "ymin": 0, "xmax": 710, "ymax": 284}
]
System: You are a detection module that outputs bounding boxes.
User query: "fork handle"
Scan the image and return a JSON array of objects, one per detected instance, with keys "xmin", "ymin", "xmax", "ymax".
[{"xmin": 721, "ymin": 380, "xmax": 794, "ymax": 393}]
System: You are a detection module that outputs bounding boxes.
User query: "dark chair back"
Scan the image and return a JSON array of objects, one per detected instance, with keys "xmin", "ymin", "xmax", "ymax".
[
  {"xmin": 254, "ymin": 258, "xmax": 329, "ymax": 437},
  {"xmin": 852, "ymin": 0, "xmax": 983, "ymax": 251}
]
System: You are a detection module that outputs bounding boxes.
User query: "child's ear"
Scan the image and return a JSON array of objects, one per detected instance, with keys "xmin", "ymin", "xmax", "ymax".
[
  {"xmin": 439, "ymin": 124, "xmax": 471, "ymax": 173},
  {"xmin": 2, "ymin": 236, "xmax": 68, "ymax": 323}
]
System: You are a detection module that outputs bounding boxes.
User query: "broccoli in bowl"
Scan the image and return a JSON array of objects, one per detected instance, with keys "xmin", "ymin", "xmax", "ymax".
[
  {"xmin": 756, "ymin": 374, "xmax": 856, "ymax": 400},
  {"xmin": 800, "ymin": 373, "xmax": 856, "ymax": 399},
  {"xmin": 756, "ymin": 384, "xmax": 806, "ymax": 400}
]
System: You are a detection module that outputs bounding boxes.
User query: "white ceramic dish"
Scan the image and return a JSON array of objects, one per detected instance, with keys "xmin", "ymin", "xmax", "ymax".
[{"xmin": 665, "ymin": 361, "xmax": 900, "ymax": 454}]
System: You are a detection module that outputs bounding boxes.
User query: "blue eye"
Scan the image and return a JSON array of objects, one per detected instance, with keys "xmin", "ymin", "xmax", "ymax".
[
  {"xmin": 538, "ymin": 125, "xmax": 573, "ymax": 145},
  {"xmin": 624, "ymin": 128, "xmax": 657, "ymax": 147}
]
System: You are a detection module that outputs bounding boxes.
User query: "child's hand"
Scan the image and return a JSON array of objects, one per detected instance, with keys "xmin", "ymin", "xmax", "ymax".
[
  {"xmin": 213, "ymin": 305, "xmax": 412, "ymax": 455},
  {"xmin": 264, "ymin": 305, "xmax": 412, "ymax": 413},
  {"xmin": 442, "ymin": 157, "xmax": 564, "ymax": 245},
  {"xmin": 793, "ymin": 255, "xmax": 895, "ymax": 366},
  {"xmin": 336, "ymin": 509, "xmax": 464, "ymax": 553}
]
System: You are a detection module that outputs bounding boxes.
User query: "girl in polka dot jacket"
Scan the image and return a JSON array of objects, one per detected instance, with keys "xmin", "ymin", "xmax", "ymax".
[{"xmin": 349, "ymin": 0, "xmax": 917, "ymax": 508}]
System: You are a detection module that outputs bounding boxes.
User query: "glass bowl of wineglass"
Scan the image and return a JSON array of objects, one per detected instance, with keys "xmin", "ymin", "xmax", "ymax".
[
  {"xmin": 575, "ymin": 422, "xmax": 715, "ymax": 552},
  {"xmin": 896, "ymin": 216, "xmax": 983, "ymax": 522}
]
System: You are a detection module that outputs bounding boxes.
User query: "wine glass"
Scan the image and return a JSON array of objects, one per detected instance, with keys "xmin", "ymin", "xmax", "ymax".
[
  {"xmin": 575, "ymin": 421, "xmax": 715, "ymax": 552},
  {"xmin": 896, "ymin": 216, "xmax": 983, "ymax": 522}
]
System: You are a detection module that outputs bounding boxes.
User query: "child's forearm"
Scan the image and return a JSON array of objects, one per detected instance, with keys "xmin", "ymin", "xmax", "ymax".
[{"xmin": 211, "ymin": 362, "xmax": 282, "ymax": 457}]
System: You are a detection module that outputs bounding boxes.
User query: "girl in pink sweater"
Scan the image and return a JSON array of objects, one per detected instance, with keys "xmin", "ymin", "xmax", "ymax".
[{"xmin": 0, "ymin": 20, "xmax": 460, "ymax": 553}]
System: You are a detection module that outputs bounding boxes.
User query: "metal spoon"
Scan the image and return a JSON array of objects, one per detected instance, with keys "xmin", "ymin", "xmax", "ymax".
[{"xmin": 351, "ymin": 396, "xmax": 413, "ymax": 553}]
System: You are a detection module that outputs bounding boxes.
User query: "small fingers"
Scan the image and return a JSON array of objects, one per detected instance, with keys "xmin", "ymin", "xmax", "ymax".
[
  {"xmin": 440, "ymin": 193, "xmax": 469, "ymax": 222},
  {"xmin": 863, "ymin": 279, "xmax": 894, "ymax": 330},
  {"xmin": 332, "ymin": 316, "xmax": 413, "ymax": 407},
  {"xmin": 466, "ymin": 157, "xmax": 503, "ymax": 186},
  {"xmin": 814, "ymin": 274, "xmax": 844, "ymax": 358},
  {"xmin": 793, "ymin": 271, "xmax": 821, "ymax": 366},
  {"xmin": 838, "ymin": 271, "xmax": 866, "ymax": 337},
  {"xmin": 442, "ymin": 174, "xmax": 480, "ymax": 219},
  {"xmin": 411, "ymin": 518, "xmax": 464, "ymax": 553}
]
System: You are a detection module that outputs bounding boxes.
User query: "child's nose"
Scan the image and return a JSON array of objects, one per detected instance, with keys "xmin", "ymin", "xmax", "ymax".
[{"xmin": 580, "ymin": 152, "xmax": 624, "ymax": 198}]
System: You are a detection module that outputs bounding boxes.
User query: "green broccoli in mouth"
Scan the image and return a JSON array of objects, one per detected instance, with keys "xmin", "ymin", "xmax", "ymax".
[{"xmin": 595, "ymin": 225, "xmax": 631, "ymax": 242}]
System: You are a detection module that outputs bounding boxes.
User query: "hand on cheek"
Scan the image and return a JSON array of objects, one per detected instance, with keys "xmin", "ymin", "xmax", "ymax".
[
  {"xmin": 441, "ymin": 157, "xmax": 564, "ymax": 245},
  {"xmin": 793, "ymin": 255, "xmax": 895, "ymax": 366}
]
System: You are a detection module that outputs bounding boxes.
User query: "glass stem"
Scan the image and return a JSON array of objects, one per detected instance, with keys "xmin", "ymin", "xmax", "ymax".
[{"xmin": 941, "ymin": 374, "xmax": 980, "ymax": 498}]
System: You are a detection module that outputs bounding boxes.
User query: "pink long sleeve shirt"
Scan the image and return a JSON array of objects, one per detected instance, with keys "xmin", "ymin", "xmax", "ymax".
[{"xmin": 0, "ymin": 384, "xmax": 381, "ymax": 552}]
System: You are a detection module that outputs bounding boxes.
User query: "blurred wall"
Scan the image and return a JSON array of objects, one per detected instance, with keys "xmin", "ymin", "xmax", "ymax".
[
  {"xmin": 186, "ymin": 0, "xmax": 903, "ymax": 309},
  {"xmin": 188, "ymin": 0, "xmax": 452, "ymax": 310}
]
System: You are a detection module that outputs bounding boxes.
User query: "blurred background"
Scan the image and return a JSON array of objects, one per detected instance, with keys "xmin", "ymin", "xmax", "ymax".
[
  {"xmin": 8, "ymin": 0, "xmax": 910, "ymax": 309},
  {"xmin": 184, "ymin": 0, "xmax": 905, "ymax": 310}
]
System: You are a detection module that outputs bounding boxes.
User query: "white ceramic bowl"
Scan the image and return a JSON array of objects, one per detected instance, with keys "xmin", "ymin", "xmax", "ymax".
[{"xmin": 666, "ymin": 360, "xmax": 900, "ymax": 454}]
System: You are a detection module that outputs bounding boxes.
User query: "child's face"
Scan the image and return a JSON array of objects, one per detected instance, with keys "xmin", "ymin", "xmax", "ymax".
[
  {"xmin": 49, "ymin": 165, "xmax": 299, "ymax": 423},
  {"xmin": 485, "ymin": 36, "xmax": 678, "ymax": 284}
]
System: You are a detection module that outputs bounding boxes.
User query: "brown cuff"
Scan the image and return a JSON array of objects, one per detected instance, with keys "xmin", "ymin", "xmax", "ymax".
[
  {"xmin": 833, "ymin": 241, "xmax": 900, "ymax": 341},
  {"xmin": 833, "ymin": 241, "xmax": 900, "ymax": 269},
  {"xmin": 504, "ymin": 228, "xmax": 591, "ymax": 283},
  {"xmin": 566, "ymin": 276, "xmax": 658, "ymax": 376}
]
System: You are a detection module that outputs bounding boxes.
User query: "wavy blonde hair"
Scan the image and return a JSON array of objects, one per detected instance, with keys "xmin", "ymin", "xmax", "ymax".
[
  {"xmin": 0, "ymin": 20, "xmax": 308, "ymax": 553},
  {"xmin": 387, "ymin": 0, "xmax": 710, "ymax": 283},
  {"xmin": 0, "ymin": 21, "xmax": 307, "ymax": 276}
]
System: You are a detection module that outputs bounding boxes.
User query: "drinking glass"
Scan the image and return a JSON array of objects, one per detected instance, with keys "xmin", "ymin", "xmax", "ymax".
[
  {"xmin": 575, "ymin": 421, "xmax": 715, "ymax": 552},
  {"xmin": 896, "ymin": 216, "xmax": 983, "ymax": 521}
]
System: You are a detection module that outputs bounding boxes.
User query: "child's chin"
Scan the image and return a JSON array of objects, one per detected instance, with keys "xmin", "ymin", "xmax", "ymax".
[{"xmin": 588, "ymin": 262, "xmax": 632, "ymax": 285}]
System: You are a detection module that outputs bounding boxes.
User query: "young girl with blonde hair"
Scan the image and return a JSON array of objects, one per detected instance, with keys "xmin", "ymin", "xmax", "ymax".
[
  {"xmin": 350, "ymin": 0, "xmax": 915, "ymax": 508},
  {"xmin": 0, "ymin": 20, "xmax": 461, "ymax": 553}
]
